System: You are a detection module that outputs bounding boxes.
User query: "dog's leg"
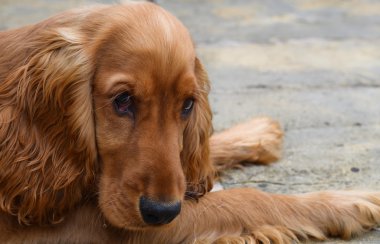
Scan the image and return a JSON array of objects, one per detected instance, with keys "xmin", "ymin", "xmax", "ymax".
[
  {"xmin": 210, "ymin": 117, "xmax": 283, "ymax": 171},
  {"xmin": 2, "ymin": 189, "xmax": 379, "ymax": 243},
  {"xmin": 139, "ymin": 188, "xmax": 380, "ymax": 243}
]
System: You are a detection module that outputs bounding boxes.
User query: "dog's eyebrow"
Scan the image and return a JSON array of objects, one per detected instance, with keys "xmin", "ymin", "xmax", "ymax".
[
  {"xmin": 174, "ymin": 74, "xmax": 197, "ymax": 98},
  {"xmin": 104, "ymin": 73, "xmax": 136, "ymax": 94}
]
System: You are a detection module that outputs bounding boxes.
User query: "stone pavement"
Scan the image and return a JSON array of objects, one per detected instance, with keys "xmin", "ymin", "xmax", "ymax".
[{"xmin": 1, "ymin": 0, "xmax": 380, "ymax": 243}]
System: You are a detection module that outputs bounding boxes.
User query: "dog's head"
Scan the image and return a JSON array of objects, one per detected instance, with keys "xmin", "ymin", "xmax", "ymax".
[
  {"xmin": 0, "ymin": 2, "xmax": 214, "ymax": 229},
  {"xmin": 92, "ymin": 3, "xmax": 215, "ymax": 229}
]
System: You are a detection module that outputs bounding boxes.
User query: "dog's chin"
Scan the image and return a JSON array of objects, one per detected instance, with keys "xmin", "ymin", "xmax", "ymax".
[
  {"xmin": 122, "ymin": 222, "xmax": 177, "ymax": 231},
  {"xmin": 122, "ymin": 220, "xmax": 178, "ymax": 231},
  {"xmin": 101, "ymin": 207, "xmax": 143, "ymax": 230},
  {"xmin": 104, "ymin": 213, "xmax": 177, "ymax": 231}
]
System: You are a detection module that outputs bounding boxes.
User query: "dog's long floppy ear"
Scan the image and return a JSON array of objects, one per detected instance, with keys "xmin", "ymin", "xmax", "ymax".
[
  {"xmin": 0, "ymin": 27, "xmax": 96, "ymax": 224},
  {"xmin": 181, "ymin": 57, "xmax": 215, "ymax": 200}
]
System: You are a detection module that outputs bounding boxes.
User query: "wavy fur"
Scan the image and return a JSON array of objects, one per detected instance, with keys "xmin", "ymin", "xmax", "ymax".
[
  {"xmin": 182, "ymin": 57, "xmax": 215, "ymax": 200},
  {"xmin": 0, "ymin": 2, "xmax": 379, "ymax": 243},
  {"xmin": 0, "ymin": 16, "xmax": 96, "ymax": 224}
]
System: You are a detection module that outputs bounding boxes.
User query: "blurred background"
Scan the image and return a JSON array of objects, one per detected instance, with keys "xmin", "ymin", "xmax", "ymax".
[{"xmin": 1, "ymin": 1, "xmax": 380, "ymax": 242}]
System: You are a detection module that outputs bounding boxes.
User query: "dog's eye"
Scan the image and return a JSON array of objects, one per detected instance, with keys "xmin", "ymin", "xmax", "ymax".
[
  {"xmin": 113, "ymin": 92, "xmax": 134, "ymax": 117},
  {"xmin": 181, "ymin": 98, "xmax": 194, "ymax": 117}
]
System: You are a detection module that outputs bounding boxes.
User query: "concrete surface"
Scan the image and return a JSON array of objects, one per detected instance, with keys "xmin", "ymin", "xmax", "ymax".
[{"xmin": 1, "ymin": 0, "xmax": 380, "ymax": 243}]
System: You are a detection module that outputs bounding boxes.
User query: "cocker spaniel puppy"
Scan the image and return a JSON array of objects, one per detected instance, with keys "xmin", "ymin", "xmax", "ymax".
[{"xmin": 0, "ymin": 2, "xmax": 379, "ymax": 243}]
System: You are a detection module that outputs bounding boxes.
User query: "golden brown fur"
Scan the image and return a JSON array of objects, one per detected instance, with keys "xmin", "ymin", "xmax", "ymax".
[{"xmin": 0, "ymin": 2, "xmax": 379, "ymax": 243}]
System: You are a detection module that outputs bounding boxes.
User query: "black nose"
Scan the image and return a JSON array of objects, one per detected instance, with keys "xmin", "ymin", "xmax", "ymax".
[{"xmin": 139, "ymin": 196, "xmax": 181, "ymax": 225}]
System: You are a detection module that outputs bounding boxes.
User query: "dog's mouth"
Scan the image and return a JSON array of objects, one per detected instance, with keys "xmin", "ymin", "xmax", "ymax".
[
  {"xmin": 102, "ymin": 198, "xmax": 182, "ymax": 230},
  {"xmin": 99, "ymin": 182, "xmax": 183, "ymax": 229}
]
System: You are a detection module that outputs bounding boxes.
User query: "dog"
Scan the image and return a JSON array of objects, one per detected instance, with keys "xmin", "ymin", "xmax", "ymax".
[{"xmin": 0, "ymin": 2, "xmax": 379, "ymax": 243}]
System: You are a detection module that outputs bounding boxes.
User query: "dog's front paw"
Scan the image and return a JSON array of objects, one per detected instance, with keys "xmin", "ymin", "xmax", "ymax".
[
  {"xmin": 213, "ymin": 225, "xmax": 299, "ymax": 244},
  {"xmin": 210, "ymin": 117, "xmax": 283, "ymax": 170},
  {"xmin": 320, "ymin": 191, "xmax": 380, "ymax": 239}
]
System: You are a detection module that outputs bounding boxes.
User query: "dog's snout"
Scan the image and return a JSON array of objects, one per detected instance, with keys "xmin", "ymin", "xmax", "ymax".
[{"xmin": 139, "ymin": 196, "xmax": 181, "ymax": 225}]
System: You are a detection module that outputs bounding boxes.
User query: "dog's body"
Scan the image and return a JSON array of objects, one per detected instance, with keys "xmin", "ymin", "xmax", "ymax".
[{"xmin": 0, "ymin": 3, "xmax": 379, "ymax": 243}]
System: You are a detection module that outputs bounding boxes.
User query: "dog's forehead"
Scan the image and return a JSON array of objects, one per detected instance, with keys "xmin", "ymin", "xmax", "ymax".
[
  {"xmin": 95, "ymin": 3, "xmax": 197, "ymax": 97},
  {"xmin": 110, "ymin": 3, "xmax": 194, "ymax": 54},
  {"xmin": 100, "ymin": 68, "xmax": 197, "ymax": 101}
]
